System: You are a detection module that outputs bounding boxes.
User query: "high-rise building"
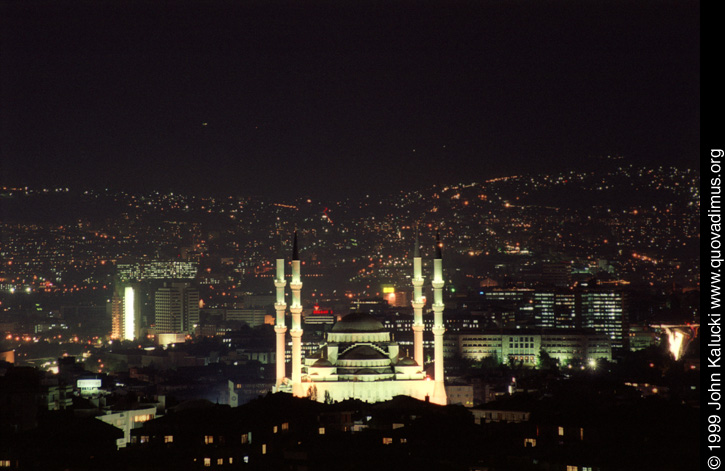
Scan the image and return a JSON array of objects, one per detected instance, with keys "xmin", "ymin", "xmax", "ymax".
[
  {"xmin": 542, "ymin": 261, "xmax": 572, "ymax": 287},
  {"xmin": 111, "ymin": 291, "xmax": 123, "ymax": 340},
  {"xmin": 554, "ymin": 293, "xmax": 577, "ymax": 328},
  {"xmin": 116, "ymin": 260, "xmax": 198, "ymax": 281},
  {"xmin": 154, "ymin": 282, "xmax": 199, "ymax": 341},
  {"xmin": 533, "ymin": 292, "xmax": 555, "ymax": 328},
  {"xmin": 481, "ymin": 289, "xmax": 626, "ymax": 342},
  {"xmin": 154, "ymin": 285, "xmax": 183, "ymax": 334},
  {"xmin": 580, "ymin": 291, "xmax": 627, "ymax": 349},
  {"xmin": 111, "ymin": 283, "xmax": 142, "ymax": 341},
  {"xmin": 184, "ymin": 287, "xmax": 200, "ymax": 331}
]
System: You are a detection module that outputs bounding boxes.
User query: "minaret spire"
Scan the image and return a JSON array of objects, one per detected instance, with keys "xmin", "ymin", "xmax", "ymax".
[
  {"xmin": 431, "ymin": 230, "xmax": 447, "ymax": 405},
  {"xmin": 414, "ymin": 229, "xmax": 421, "ymax": 258},
  {"xmin": 435, "ymin": 231, "xmax": 442, "ymax": 259}
]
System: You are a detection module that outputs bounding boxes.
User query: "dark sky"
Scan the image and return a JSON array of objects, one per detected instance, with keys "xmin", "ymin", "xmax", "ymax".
[{"xmin": 0, "ymin": 0, "xmax": 699, "ymax": 198}]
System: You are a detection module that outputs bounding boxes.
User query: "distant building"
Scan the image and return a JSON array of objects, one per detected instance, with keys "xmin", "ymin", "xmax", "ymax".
[
  {"xmin": 542, "ymin": 261, "xmax": 572, "ymax": 287},
  {"xmin": 481, "ymin": 288, "xmax": 628, "ymax": 348},
  {"xmin": 470, "ymin": 408, "xmax": 530, "ymax": 424},
  {"xmin": 242, "ymin": 294, "xmax": 275, "ymax": 308},
  {"xmin": 628, "ymin": 324, "xmax": 657, "ymax": 351},
  {"xmin": 303, "ymin": 309, "xmax": 336, "ymax": 328},
  {"xmin": 540, "ymin": 330, "xmax": 612, "ymax": 364},
  {"xmin": 580, "ymin": 291, "xmax": 627, "ymax": 349},
  {"xmin": 533, "ymin": 292, "xmax": 555, "ymax": 328},
  {"xmin": 154, "ymin": 282, "xmax": 200, "ymax": 341},
  {"xmin": 157, "ymin": 333, "xmax": 187, "ymax": 346},
  {"xmin": 383, "ymin": 290, "xmax": 409, "ymax": 308},
  {"xmin": 446, "ymin": 383, "xmax": 474, "ymax": 407},
  {"xmin": 116, "ymin": 260, "xmax": 197, "ymax": 281},
  {"xmin": 226, "ymin": 309, "xmax": 266, "ymax": 327},
  {"xmin": 451, "ymin": 329, "xmax": 612, "ymax": 366},
  {"xmin": 111, "ymin": 283, "xmax": 142, "ymax": 341},
  {"xmin": 553, "ymin": 293, "xmax": 577, "ymax": 328},
  {"xmin": 111, "ymin": 291, "xmax": 122, "ymax": 340}
]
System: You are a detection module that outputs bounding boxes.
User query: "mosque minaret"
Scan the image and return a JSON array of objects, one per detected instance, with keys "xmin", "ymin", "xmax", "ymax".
[
  {"xmin": 273, "ymin": 238, "xmax": 288, "ymax": 388},
  {"xmin": 289, "ymin": 231, "xmax": 304, "ymax": 397},
  {"xmin": 431, "ymin": 232, "xmax": 448, "ymax": 404},
  {"xmin": 411, "ymin": 230, "xmax": 426, "ymax": 368}
]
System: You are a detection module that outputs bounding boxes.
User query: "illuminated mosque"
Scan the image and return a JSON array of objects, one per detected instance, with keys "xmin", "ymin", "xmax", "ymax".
[{"xmin": 272, "ymin": 232, "xmax": 447, "ymax": 405}]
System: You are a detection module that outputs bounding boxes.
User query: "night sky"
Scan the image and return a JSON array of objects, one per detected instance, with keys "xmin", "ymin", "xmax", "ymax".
[{"xmin": 1, "ymin": 0, "xmax": 699, "ymax": 198}]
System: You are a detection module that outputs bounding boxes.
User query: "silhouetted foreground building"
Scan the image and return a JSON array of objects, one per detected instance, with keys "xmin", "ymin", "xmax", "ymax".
[
  {"xmin": 0, "ymin": 385, "xmax": 699, "ymax": 471},
  {"xmin": 1, "ymin": 413, "xmax": 123, "ymax": 470},
  {"xmin": 124, "ymin": 393, "xmax": 473, "ymax": 471}
]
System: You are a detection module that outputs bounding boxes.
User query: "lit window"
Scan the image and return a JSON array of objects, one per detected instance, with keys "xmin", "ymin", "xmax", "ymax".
[
  {"xmin": 558, "ymin": 426, "xmax": 564, "ymax": 436},
  {"xmin": 400, "ymin": 438, "xmax": 407, "ymax": 444},
  {"xmin": 566, "ymin": 466, "xmax": 578, "ymax": 471},
  {"xmin": 273, "ymin": 425, "xmax": 278, "ymax": 433},
  {"xmin": 262, "ymin": 444, "xmax": 267, "ymax": 455},
  {"xmin": 204, "ymin": 435, "xmax": 214, "ymax": 444},
  {"xmin": 281, "ymin": 422, "xmax": 289, "ymax": 431},
  {"xmin": 241, "ymin": 433, "xmax": 248, "ymax": 444},
  {"xmin": 217, "ymin": 458, "xmax": 223, "ymax": 465},
  {"xmin": 204, "ymin": 458, "xmax": 211, "ymax": 467},
  {"xmin": 140, "ymin": 436, "xmax": 149, "ymax": 444},
  {"xmin": 229, "ymin": 457, "xmax": 233, "ymax": 464},
  {"xmin": 318, "ymin": 427, "xmax": 325, "ymax": 435},
  {"xmin": 524, "ymin": 438, "xmax": 536, "ymax": 447},
  {"xmin": 164, "ymin": 435, "xmax": 173, "ymax": 443},
  {"xmin": 0, "ymin": 461, "xmax": 10, "ymax": 468},
  {"xmin": 382, "ymin": 437, "xmax": 393, "ymax": 445}
]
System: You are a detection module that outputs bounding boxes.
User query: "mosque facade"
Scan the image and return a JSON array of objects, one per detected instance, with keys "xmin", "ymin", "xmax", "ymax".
[{"xmin": 273, "ymin": 232, "xmax": 447, "ymax": 405}]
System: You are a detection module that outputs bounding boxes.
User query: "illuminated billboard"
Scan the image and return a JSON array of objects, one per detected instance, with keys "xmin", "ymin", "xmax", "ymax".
[{"xmin": 77, "ymin": 378, "xmax": 102, "ymax": 389}]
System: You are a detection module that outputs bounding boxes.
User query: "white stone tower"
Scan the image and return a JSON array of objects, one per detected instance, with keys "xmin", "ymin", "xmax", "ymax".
[
  {"xmin": 289, "ymin": 231, "xmax": 304, "ymax": 397},
  {"xmin": 273, "ymin": 237, "xmax": 288, "ymax": 387},
  {"xmin": 431, "ymin": 232, "xmax": 447, "ymax": 404},
  {"xmin": 411, "ymin": 229, "xmax": 425, "ymax": 368}
]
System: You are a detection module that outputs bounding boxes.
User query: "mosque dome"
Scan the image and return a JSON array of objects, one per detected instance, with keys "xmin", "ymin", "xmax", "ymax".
[
  {"xmin": 331, "ymin": 312, "xmax": 385, "ymax": 333},
  {"xmin": 397, "ymin": 356, "xmax": 419, "ymax": 366},
  {"xmin": 338, "ymin": 345, "xmax": 388, "ymax": 360}
]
